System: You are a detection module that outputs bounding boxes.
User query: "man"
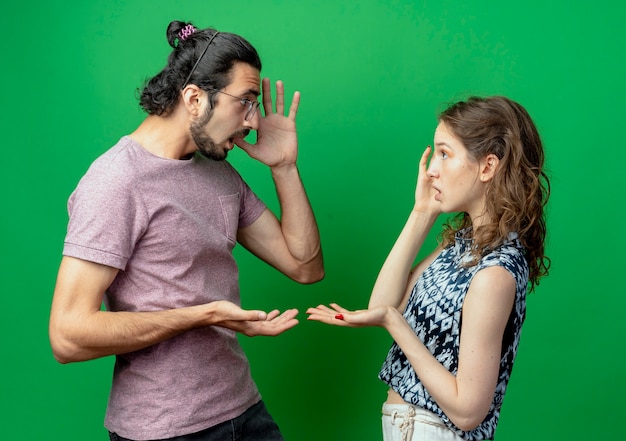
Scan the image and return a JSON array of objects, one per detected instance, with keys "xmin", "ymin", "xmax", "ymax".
[{"xmin": 49, "ymin": 21, "xmax": 324, "ymax": 441}]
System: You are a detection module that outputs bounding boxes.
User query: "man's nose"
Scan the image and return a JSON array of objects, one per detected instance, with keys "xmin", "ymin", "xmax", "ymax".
[{"xmin": 243, "ymin": 111, "xmax": 259, "ymax": 130}]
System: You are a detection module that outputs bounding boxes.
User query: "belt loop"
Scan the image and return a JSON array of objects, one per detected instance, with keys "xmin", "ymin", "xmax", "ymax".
[{"xmin": 391, "ymin": 409, "xmax": 398, "ymax": 425}]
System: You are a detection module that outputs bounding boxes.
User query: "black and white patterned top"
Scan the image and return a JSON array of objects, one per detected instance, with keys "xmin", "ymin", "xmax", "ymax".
[{"xmin": 378, "ymin": 228, "xmax": 529, "ymax": 440}]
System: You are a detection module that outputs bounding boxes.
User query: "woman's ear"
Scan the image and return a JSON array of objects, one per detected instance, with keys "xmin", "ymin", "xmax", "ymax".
[{"xmin": 479, "ymin": 154, "xmax": 499, "ymax": 182}]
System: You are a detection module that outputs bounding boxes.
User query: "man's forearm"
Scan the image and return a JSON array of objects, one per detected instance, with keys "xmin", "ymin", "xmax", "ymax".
[{"xmin": 271, "ymin": 163, "xmax": 324, "ymax": 276}]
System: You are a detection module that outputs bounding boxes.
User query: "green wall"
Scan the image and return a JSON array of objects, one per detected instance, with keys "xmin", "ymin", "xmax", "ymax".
[{"xmin": 2, "ymin": 1, "xmax": 624, "ymax": 439}]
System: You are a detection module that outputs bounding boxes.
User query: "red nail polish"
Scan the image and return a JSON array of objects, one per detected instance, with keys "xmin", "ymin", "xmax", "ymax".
[{"xmin": 335, "ymin": 314, "xmax": 344, "ymax": 320}]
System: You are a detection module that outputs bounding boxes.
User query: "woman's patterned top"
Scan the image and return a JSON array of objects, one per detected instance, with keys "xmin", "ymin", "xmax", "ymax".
[{"xmin": 379, "ymin": 228, "xmax": 529, "ymax": 440}]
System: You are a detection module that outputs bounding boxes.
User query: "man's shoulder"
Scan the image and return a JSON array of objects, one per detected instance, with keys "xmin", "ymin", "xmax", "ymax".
[
  {"xmin": 83, "ymin": 137, "xmax": 146, "ymax": 184},
  {"xmin": 91, "ymin": 136, "xmax": 137, "ymax": 168}
]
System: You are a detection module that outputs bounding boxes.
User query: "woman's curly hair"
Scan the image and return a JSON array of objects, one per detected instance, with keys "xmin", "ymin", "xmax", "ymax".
[{"xmin": 438, "ymin": 96, "xmax": 550, "ymax": 292}]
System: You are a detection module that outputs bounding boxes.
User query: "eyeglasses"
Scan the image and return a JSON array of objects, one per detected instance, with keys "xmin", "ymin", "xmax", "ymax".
[{"xmin": 209, "ymin": 89, "xmax": 260, "ymax": 121}]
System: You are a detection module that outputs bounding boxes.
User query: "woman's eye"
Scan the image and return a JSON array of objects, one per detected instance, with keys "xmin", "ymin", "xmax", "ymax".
[{"xmin": 441, "ymin": 151, "xmax": 448, "ymax": 159}]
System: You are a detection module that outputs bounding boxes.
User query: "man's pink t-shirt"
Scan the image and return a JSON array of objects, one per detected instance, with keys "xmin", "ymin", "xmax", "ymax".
[{"xmin": 63, "ymin": 137, "xmax": 267, "ymax": 440}]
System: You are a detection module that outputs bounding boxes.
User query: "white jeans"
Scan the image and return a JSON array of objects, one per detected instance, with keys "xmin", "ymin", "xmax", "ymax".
[{"xmin": 381, "ymin": 404, "xmax": 464, "ymax": 441}]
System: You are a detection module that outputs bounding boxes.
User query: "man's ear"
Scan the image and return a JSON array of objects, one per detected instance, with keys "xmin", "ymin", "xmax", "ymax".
[
  {"xmin": 181, "ymin": 85, "xmax": 204, "ymax": 116},
  {"xmin": 479, "ymin": 153, "xmax": 500, "ymax": 182}
]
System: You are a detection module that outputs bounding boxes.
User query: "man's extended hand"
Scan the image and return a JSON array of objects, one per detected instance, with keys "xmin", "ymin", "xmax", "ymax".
[{"xmin": 214, "ymin": 300, "xmax": 299, "ymax": 337}]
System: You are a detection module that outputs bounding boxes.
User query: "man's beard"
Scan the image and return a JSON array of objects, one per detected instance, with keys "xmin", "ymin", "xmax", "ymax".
[
  {"xmin": 190, "ymin": 106, "xmax": 226, "ymax": 161},
  {"xmin": 190, "ymin": 107, "xmax": 251, "ymax": 161}
]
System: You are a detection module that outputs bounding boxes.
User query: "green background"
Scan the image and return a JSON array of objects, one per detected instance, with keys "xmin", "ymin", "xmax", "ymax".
[{"xmin": 2, "ymin": 1, "xmax": 624, "ymax": 439}]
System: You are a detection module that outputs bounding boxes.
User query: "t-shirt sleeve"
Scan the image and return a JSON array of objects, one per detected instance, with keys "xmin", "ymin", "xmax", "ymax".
[
  {"xmin": 236, "ymin": 172, "xmax": 267, "ymax": 229},
  {"xmin": 63, "ymin": 164, "xmax": 147, "ymax": 271}
]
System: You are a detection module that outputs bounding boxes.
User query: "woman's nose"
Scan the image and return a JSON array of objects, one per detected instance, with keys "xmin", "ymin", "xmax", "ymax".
[{"xmin": 426, "ymin": 164, "xmax": 438, "ymax": 178}]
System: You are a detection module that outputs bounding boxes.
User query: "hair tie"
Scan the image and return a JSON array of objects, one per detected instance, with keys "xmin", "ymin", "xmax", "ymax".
[{"xmin": 178, "ymin": 24, "xmax": 196, "ymax": 42}]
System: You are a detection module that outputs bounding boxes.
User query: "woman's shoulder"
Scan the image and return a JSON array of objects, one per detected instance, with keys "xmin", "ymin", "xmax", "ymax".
[{"xmin": 478, "ymin": 237, "xmax": 529, "ymax": 292}]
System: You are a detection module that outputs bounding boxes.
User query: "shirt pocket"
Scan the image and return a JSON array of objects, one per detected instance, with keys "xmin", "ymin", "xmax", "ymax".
[{"xmin": 219, "ymin": 193, "xmax": 240, "ymax": 244}]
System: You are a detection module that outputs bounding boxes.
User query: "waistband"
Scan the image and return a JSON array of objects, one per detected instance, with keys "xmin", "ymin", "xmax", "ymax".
[{"xmin": 382, "ymin": 403, "xmax": 447, "ymax": 441}]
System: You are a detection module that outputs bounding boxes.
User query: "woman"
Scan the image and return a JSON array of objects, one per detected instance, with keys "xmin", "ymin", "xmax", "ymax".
[{"xmin": 307, "ymin": 96, "xmax": 550, "ymax": 440}]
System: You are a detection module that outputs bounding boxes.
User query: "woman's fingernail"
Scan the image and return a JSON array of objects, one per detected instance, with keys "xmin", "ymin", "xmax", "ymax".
[{"xmin": 335, "ymin": 314, "xmax": 344, "ymax": 320}]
